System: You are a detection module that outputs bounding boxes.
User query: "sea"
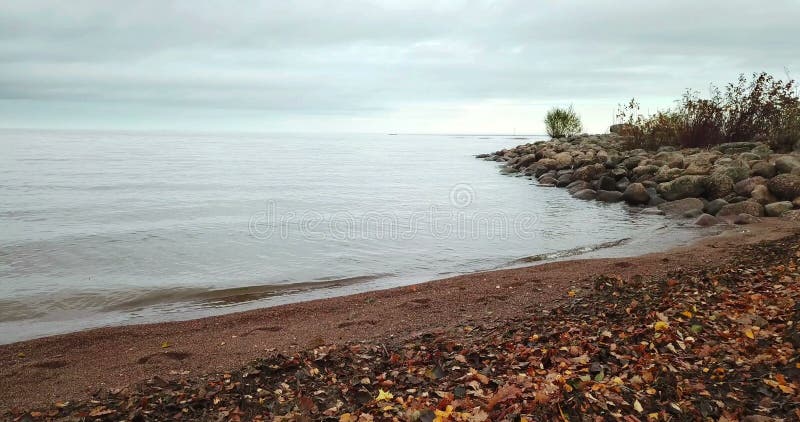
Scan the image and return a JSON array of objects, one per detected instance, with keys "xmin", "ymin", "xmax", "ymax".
[{"xmin": 0, "ymin": 129, "xmax": 705, "ymax": 343}]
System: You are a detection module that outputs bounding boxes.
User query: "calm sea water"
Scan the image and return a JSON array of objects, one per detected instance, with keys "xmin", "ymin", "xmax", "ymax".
[{"xmin": 0, "ymin": 129, "xmax": 702, "ymax": 343}]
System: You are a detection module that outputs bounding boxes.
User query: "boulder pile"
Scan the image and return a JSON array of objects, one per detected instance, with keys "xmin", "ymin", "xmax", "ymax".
[{"xmin": 480, "ymin": 133, "xmax": 800, "ymax": 225}]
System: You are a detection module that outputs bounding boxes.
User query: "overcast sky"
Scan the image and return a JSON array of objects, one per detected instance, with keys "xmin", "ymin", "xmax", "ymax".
[{"xmin": 0, "ymin": 0, "xmax": 798, "ymax": 134}]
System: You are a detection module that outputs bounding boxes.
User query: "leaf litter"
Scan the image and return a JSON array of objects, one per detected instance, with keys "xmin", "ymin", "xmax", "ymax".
[{"xmin": 6, "ymin": 234, "xmax": 800, "ymax": 421}]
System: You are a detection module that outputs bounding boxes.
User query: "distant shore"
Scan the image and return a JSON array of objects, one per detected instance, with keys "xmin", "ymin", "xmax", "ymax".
[{"xmin": 2, "ymin": 218, "xmax": 796, "ymax": 412}]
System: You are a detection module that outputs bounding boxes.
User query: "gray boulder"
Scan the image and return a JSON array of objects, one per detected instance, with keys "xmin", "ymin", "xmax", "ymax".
[
  {"xmin": 597, "ymin": 175, "xmax": 618, "ymax": 191},
  {"xmin": 704, "ymin": 198, "xmax": 729, "ymax": 216},
  {"xmin": 767, "ymin": 174, "xmax": 800, "ymax": 200},
  {"xmin": 695, "ymin": 213, "xmax": 720, "ymax": 227},
  {"xmin": 657, "ymin": 175, "xmax": 708, "ymax": 201},
  {"xmin": 658, "ymin": 198, "xmax": 705, "ymax": 216},
  {"xmin": 750, "ymin": 161, "xmax": 778, "ymax": 179},
  {"xmin": 765, "ymin": 201, "xmax": 794, "ymax": 217},
  {"xmin": 717, "ymin": 200, "xmax": 765, "ymax": 217},
  {"xmin": 704, "ymin": 173, "xmax": 734, "ymax": 200},
  {"xmin": 567, "ymin": 181, "xmax": 591, "ymax": 194},
  {"xmin": 640, "ymin": 207, "xmax": 665, "ymax": 215},
  {"xmin": 622, "ymin": 182, "xmax": 651, "ymax": 205},
  {"xmin": 712, "ymin": 165, "xmax": 750, "ymax": 183},
  {"xmin": 774, "ymin": 155, "xmax": 800, "ymax": 174},
  {"xmin": 572, "ymin": 189, "xmax": 597, "ymax": 200},
  {"xmin": 653, "ymin": 151, "xmax": 685, "ymax": 168},
  {"xmin": 683, "ymin": 208, "xmax": 704, "ymax": 218},
  {"xmin": 655, "ymin": 166, "xmax": 683, "ymax": 183},
  {"xmin": 596, "ymin": 190, "xmax": 624, "ymax": 203},
  {"xmin": 573, "ymin": 163, "xmax": 606, "ymax": 181},
  {"xmin": 717, "ymin": 141, "xmax": 761, "ymax": 154},
  {"xmin": 734, "ymin": 213, "xmax": 760, "ymax": 225},
  {"xmin": 750, "ymin": 185, "xmax": 778, "ymax": 205},
  {"xmin": 781, "ymin": 210, "xmax": 800, "ymax": 221},
  {"xmin": 734, "ymin": 176, "xmax": 768, "ymax": 197}
]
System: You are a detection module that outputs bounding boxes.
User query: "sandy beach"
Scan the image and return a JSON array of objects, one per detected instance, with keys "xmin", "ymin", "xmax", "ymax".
[{"xmin": 2, "ymin": 218, "xmax": 796, "ymax": 412}]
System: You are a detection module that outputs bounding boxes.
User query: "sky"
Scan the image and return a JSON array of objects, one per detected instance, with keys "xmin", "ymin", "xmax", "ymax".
[{"xmin": 0, "ymin": 0, "xmax": 798, "ymax": 134}]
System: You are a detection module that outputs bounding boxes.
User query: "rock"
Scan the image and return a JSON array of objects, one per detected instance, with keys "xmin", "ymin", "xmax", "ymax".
[
  {"xmin": 774, "ymin": 155, "xmax": 800, "ymax": 174},
  {"xmin": 733, "ymin": 176, "xmax": 768, "ymax": 196},
  {"xmin": 781, "ymin": 210, "xmax": 800, "ymax": 221},
  {"xmin": 655, "ymin": 166, "xmax": 683, "ymax": 183},
  {"xmin": 738, "ymin": 152, "xmax": 761, "ymax": 161},
  {"xmin": 609, "ymin": 123, "xmax": 634, "ymax": 134},
  {"xmin": 597, "ymin": 175, "xmax": 618, "ymax": 191},
  {"xmin": 653, "ymin": 151, "xmax": 685, "ymax": 168},
  {"xmin": 517, "ymin": 154, "xmax": 538, "ymax": 168},
  {"xmin": 750, "ymin": 185, "xmax": 777, "ymax": 205},
  {"xmin": 712, "ymin": 165, "xmax": 750, "ymax": 183},
  {"xmin": 704, "ymin": 173, "xmax": 734, "ymax": 199},
  {"xmin": 751, "ymin": 144, "xmax": 773, "ymax": 158},
  {"xmin": 537, "ymin": 158, "xmax": 559, "ymax": 170},
  {"xmin": 704, "ymin": 199, "xmax": 729, "ymax": 216},
  {"xmin": 733, "ymin": 213, "xmax": 760, "ymax": 225},
  {"xmin": 648, "ymin": 195, "xmax": 667, "ymax": 206},
  {"xmin": 716, "ymin": 141, "xmax": 761, "ymax": 154},
  {"xmin": 632, "ymin": 164, "xmax": 660, "ymax": 179},
  {"xmin": 616, "ymin": 177, "xmax": 630, "ymax": 191},
  {"xmin": 610, "ymin": 167, "xmax": 628, "ymax": 179},
  {"xmin": 695, "ymin": 213, "xmax": 720, "ymax": 227},
  {"xmin": 573, "ymin": 163, "xmax": 605, "ymax": 181},
  {"xmin": 764, "ymin": 201, "xmax": 794, "ymax": 217},
  {"xmin": 572, "ymin": 189, "xmax": 597, "ymax": 200},
  {"xmin": 682, "ymin": 208, "xmax": 703, "ymax": 218},
  {"xmin": 767, "ymin": 174, "xmax": 800, "ymax": 200},
  {"xmin": 538, "ymin": 173, "xmax": 557, "ymax": 185},
  {"xmin": 639, "ymin": 207, "xmax": 665, "ymax": 215},
  {"xmin": 621, "ymin": 183, "xmax": 651, "ymax": 205},
  {"xmin": 475, "ymin": 153, "xmax": 492, "ymax": 159},
  {"xmin": 684, "ymin": 161, "xmax": 713, "ymax": 175},
  {"xmin": 567, "ymin": 181, "xmax": 591, "ymax": 194},
  {"xmin": 717, "ymin": 201, "xmax": 765, "ymax": 217},
  {"xmin": 596, "ymin": 190, "xmax": 623, "ymax": 202},
  {"xmin": 553, "ymin": 152, "xmax": 573, "ymax": 170},
  {"xmin": 658, "ymin": 198, "xmax": 706, "ymax": 216},
  {"xmin": 657, "ymin": 175, "xmax": 708, "ymax": 201},
  {"xmin": 556, "ymin": 173, "xmax": 573, "ymax": 187},
  {"xmin": 794, "ymin": 197, "xmax": 800, "ymax": 208},
  {"xmin": 621, "ymin": 156, "xmax": 644, "ymax": 170}
]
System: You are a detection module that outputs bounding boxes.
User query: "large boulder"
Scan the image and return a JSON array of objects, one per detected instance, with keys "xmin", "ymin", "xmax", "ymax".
[
  {"xmin": 597, "ymin": 190, "xmax": 623, "ymax": 202},
  {"xmin": 622, "ymin": 182, "xmax": 651, "ymax": 205},
  {"xmin": 704, "ymin": 173, "xmax": 734, "ymax": 200},
  {"xmin": 657, "ymin": 175, "xmax": 708, "ymax": 201},
  {"xmin": 566, "ymin": 180, "xmax": 591, "ymax": 194},
  {"xmin": 734, "ymin": 176, "xmax": 768, "ymax": 197},
  {"xmin": 782, "ymin": 210, "xmax": 800, "ymax": 221},
  {"xmin": 632, "ymin": 164, "xmax": 660, "ymax": 179},
  {"xmin": 733, "ymin": 213, "xmax": 760, "ymax": 225},
  {"xmin": 655, "ymin": 165, "xmax": 684, "ymax": 183},
  {"xmin": 712, "ymin": 165, "xmax": 750, "ymax": 183},
  {"xmin": 695, "ymin": 213, "xmax": 720, "ymax": 227},
  {"xmin": 621, "ymin": 156, "xmax": 645, "ymax": 170},
  {"xmin": 653, "ymin": 151, "xmax": 685, "ymax": 169},
  {"xmin": 658, "ymin": 198, "xmax": 705, "ymax": 216},
  {"xmin": 716, "ymin": 141, "xmax": 761, "ymax": 154},
  {"xmin": 573, "ymin": 163, "xmax": 605, "ymax": 181},
  {"xmin": 597, "ymin": 175, "xmax": 618, "ymax": 191},
  {"xmin": 705, "ymin": 198, "xmax": 728, "ymax": 216},
  {"xmin": 572, "ymin": 189, "xmax": 597, "ymax": 200},
  {"xmin": 751, "ymin": 184, "xmax": 778, "ymax": 205},
  {"xmin": 765, "ymin": 201, "xmax": 794, "ymax": 217},
  {"xmin": 767, "ymin": 174, "xmax": 800, "ymax": 200},
  {"xmin": 750, "ymin": 161, "xmax": 777, "ymax": 178},
  {"xmin": 717, "ymin": 200, "xmax": 765, "ymax": 217},
  {"xmin": 553, "ymin": 152, "xmax": 573, "ymax": 170},
  {"xmin": 517, "ymin": 154, "xmax": 538, "ymax": 168},
  {"xmin": 774, "ymin": 155, "xmax": 800, "ymax": 174}
]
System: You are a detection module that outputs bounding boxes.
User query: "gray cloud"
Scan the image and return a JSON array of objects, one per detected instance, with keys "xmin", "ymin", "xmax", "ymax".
[{"xmin": 0, "ymin": 0, "xmax": 798, "ymax": 132}]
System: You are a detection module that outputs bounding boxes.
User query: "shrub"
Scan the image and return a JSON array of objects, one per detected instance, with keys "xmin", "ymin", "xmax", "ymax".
[
  {"xmin": 545, "ymin": 106, "xmax": 582, "ymax": 138},
  {"xmin": 615, "ymin": 72, "xmax": 800, "ymax": 151}
]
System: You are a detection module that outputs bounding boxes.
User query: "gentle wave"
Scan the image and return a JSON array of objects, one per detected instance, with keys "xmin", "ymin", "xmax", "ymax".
[{"xmin": 510, "ymin": 238, "xmax": 633, "ymax": 264}]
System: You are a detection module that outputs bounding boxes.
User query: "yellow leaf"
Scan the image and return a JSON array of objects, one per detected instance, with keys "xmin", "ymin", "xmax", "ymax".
[
  {"xmin": 653, "ymin": 321, "xmax": 669, "ymax": 331},
  {"xmin": 744, "ymin": 329, "xmax": 754, "ymax": 340},
  {"xmin": 633, "ymin": 399, "xmax": 644, "ymax": 413},
  {"xmin": 161, "ymin": 341, "xmax": 170, "ymax": 348},
  {"xmin": 375, "ymin": 389, "xmax": 394, "ymax": 402},
  {"xmin": 568, "ymin": 290, "xmax": 576, "ymax": 297},
  {"xmin": 647, "ymin": 413, "xmax": 659, "ymax": 421},
  {"xmin": 779, "ymin": 384, "xmax": 795, "ymax": 394},
  {"xmin": 339, "ymin": 413, "xmax": 355, "ymax": 422},
  {"xmin": 681, "ymin": 311, "xmax": 692, "ymax": 318}
]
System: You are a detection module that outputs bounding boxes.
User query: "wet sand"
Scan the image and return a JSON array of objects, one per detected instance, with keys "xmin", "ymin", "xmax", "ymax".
[{"xmin": 1, "ymin": 219, "xmax": 797, "ymax": 410}]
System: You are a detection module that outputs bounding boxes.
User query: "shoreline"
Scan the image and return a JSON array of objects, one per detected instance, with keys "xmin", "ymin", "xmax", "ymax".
[{"xmin": 2, "ymin": 218, "xmax": 796, "ymax": 410}]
